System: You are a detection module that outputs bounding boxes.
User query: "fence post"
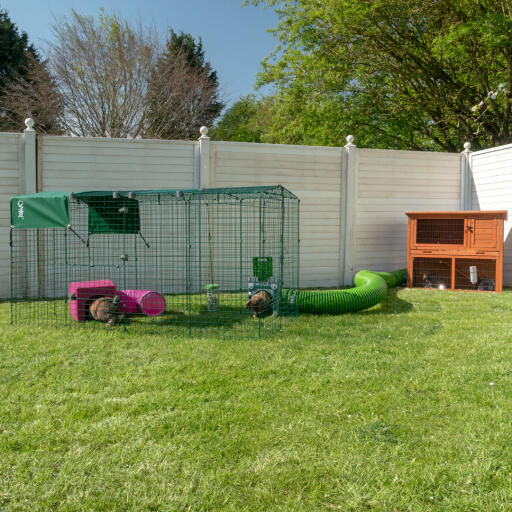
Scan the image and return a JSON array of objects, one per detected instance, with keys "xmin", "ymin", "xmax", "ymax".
[
  {"xmin": 460, "ymin": 141, "xmax": 472, "ymax": 210},
  {"xmin": 23, "ymin": 118, "xmax": 37, "ymax": 194},
  {"xmin": 198, "ymin": 126, "xmax": 211, "ymax": 188},
  {"xmin": 342, "ymin": 135, "xmax": 358, "ymax": 285},
  {"xmin": 20, "ymin": 119, "xmax": 38, "ymax": 297}
]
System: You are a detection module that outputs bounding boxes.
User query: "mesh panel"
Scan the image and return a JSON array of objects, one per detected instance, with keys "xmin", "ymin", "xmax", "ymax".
[
  {"xmin": 454, "ymin": 259, "xmax": 496, "ymax": 291},
  {"xmin": 10, "ymin": 187, "xmax": 300, "ymax": 337},
  {"xmin": 416, "ymin": 218, "xmax": 464, "ymax": 245},
  {"xmin": 412, "ymin": 258, "xmax": 451, "ymax": 289}
]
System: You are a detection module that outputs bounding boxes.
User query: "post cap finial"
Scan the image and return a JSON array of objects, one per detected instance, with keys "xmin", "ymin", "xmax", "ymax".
[
  {"xmin": 199, "ymin": 126, "xmax": 209, "ymax": 138},
  {"xmin": 463, "ymin": 141, "xmax": 471, "ymax": 152},
  {"xmin": 24, "ymin": 118, "xmax": 35, "ymax": 131},
  {"xmin": 345, "ymin": 134, "xmax": 355, "ymax": 147}
]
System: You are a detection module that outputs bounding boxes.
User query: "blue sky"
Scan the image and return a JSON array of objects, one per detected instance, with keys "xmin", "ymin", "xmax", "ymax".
[{"xmin": 0, "ymin": 0, "xmax": 279, "ymax": 106}]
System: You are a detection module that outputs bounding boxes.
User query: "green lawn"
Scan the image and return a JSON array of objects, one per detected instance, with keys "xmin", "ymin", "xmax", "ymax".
[{"xmin": 1, "ymin": 287, "xmax": 511, "ymax": 511}]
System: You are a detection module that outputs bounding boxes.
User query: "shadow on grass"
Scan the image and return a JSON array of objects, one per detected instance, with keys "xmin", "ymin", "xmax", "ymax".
[
  {"xmin": 123, "ymin": 303, "xmax": 278, "ymax": 337},
  {"xmin": 128, "ymin": 306, "xmax": 252, "ymax": 329},
  {"xmin": 360, "ymin": 287, "xmax": 414, "ymax": 315},
  {"xmin": 6, "ymin": 297, "xmax": 275, "ymax": 338}
]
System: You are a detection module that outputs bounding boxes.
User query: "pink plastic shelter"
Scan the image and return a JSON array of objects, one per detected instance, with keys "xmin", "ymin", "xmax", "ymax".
[{"xmin": 69, "ymin": 280, "xmax": 117, "ymax": 322}]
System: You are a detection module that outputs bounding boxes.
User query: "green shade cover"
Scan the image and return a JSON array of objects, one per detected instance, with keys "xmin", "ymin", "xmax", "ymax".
[
  {"xmin": 78, "ymin": 195, "xmax": 140, "ymax": 234},
  {"xmin": 10, "ymin": 191, "xmax": 70, "ymax": 229}
]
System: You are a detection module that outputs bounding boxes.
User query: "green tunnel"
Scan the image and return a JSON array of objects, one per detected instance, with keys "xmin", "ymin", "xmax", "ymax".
[{"xmin": 283, "ymin": 269, "xmax": 406, "ymax": 314}]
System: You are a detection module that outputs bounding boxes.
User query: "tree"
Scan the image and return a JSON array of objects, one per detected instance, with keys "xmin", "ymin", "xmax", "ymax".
[
  {"xmin": 0, "ymin": 8, "xmax": 37, "ymax": 88},
  {"xmin": 211, "ymin": 95, "xmax": 273, "ymax": 142},
  {"xmin": 146, "ymin": 30, "xmax": 223, "ymax": 140},
  {"xmin": 1, "ymin": 52, "xmax": 63, "ymax": 134},
  {"xmin": 48, "ymin": 10, "xmax": 159, "ymax": 138},
  {"xmin": 0, "ymin": 8, "xmax": 52, "ymax": 131},
  {"xmin": 250, "ymin": 0, "xmax": 512, "ymax": 151}
]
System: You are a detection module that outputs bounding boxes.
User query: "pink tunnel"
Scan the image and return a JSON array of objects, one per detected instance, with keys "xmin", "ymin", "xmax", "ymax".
[{"xmin": 119, "ymin": 290, "xmax": 166, "ymax": 317}]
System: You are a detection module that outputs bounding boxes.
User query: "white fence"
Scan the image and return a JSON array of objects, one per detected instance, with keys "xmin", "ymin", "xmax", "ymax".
[
  {"xmin": 0, "ymin": 121, "xmax": 480, "ymax": 297},
  {"xmin": 38, "ymin": 136, "xmax": 197, "ymax": 191},
  {"xmin": 353, "ymin": 148, "xmax": 462, "ymax": 272},
  {"xmin": 470, "ymin": 143, "xmax": 512, "ymax": 285},
  {"xmin": 0, "ymin": 133, "xmax": 23, "ymax": 296},
  {"xmin": 210, "ymin": 141, "xmax": 344, "ymax": 288}
]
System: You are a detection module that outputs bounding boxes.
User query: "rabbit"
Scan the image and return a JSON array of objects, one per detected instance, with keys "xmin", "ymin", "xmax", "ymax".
[
  {"xmin": 421, "ymin": 272, "xmax": 447, "ymax": 289},
  {"xmin": 89, "ymin": 296, "xmax": 124, "ymax": 326},
  {"xmin": 245, "ymin": 290, "xmax": 273, "ymax": 318}
]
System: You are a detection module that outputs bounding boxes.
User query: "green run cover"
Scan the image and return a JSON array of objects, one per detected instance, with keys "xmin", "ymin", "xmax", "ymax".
[
  {"xmin": 10, "ymin": 191, "xmax": 70, "ymax": 229},
  {"xmin": 10, "ymin": 186, "xmax": 296, "ymax": 232},
  {"xmin": 78, "ymin": 195, "xmax": 140, "ymax": 234},
  {"xmin": 10, "ymin": 191, "xmax": 140, "ymax": 233}
]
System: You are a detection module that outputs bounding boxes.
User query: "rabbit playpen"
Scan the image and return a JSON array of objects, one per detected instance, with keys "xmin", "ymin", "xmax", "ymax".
[{"xmin": 10, "ymin": 186, "xmax": 299, "ymax": 337}]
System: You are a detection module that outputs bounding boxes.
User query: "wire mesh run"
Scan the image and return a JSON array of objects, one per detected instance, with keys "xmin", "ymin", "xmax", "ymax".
[
  {"xmin": 416, "ymin": 218, "xmax": 465, "ymax": 245},
  {"xmin": 454, "ymin": 259, "xmax": 496, "ymax": 291},
  {"xmin": 10, "ymin": 186, "xmax": 300, "ymax": 337},
  {"xmin": 412, "ymin": 258, "xmax": 452, "ymax": 289}
]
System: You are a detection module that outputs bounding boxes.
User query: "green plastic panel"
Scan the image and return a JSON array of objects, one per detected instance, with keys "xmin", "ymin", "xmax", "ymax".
[
  {"xmin": 253, "ymin": 257, "xmax": 273, "ymax": 281},
  {"xmin": 10, "ymin": 191, "xmax": 70, "ymax": 229}
]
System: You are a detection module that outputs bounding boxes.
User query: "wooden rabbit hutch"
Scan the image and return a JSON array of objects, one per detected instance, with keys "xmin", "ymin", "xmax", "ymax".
[{"xmin": 406, "ymin": 211, "xmax": 507, "ymax": 292}]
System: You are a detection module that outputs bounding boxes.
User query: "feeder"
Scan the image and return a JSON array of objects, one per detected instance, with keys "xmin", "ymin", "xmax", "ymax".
[{"xmin": 205, "ymin": 284, "xmax": 220, "ymax": 312}]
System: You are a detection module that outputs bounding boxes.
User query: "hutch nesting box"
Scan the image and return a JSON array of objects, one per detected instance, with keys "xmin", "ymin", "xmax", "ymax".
[{"xmin": 406, "ymin": 211, "xmax": 507, "ymax": 292}]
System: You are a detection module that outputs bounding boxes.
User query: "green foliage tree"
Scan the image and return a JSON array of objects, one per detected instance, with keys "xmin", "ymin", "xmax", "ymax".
[
  {"xmin": 0, "ymin": 8, "xmax": 37, "ymax": 90},
  {"xmin": 250, "ymin": 0, "xmax": 512, "ymax": 151},
  {"xmin": 167, "ymin": 30, "xmax": 215, "ymax": 79},
  {"xmin": 211, "ymin": 95, "xmax": 274, "ymax": 142},
  {"xmin": 146, "ymin": 30, "xmax": 224, "ymax": 140}
]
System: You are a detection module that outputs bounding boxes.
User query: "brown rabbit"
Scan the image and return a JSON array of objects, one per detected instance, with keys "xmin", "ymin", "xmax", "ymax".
[
  {"xmin": 89, "ymin": 296, "xmax": 123, "ymax": 326},
  {"xmin": 245, "ymin": 290, "xmax": 272, "ymax": 318}
]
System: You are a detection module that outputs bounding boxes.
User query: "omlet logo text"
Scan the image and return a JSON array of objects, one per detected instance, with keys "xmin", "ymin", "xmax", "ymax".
[{"xmin": 17, "ymin": 200, "xmax": 24, "ymax": 220}]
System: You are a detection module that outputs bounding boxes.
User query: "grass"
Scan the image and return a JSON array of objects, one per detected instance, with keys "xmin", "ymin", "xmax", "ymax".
[{"xmin": 1, "ymin": 287, "xmax": 512, "ymax": 511}]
